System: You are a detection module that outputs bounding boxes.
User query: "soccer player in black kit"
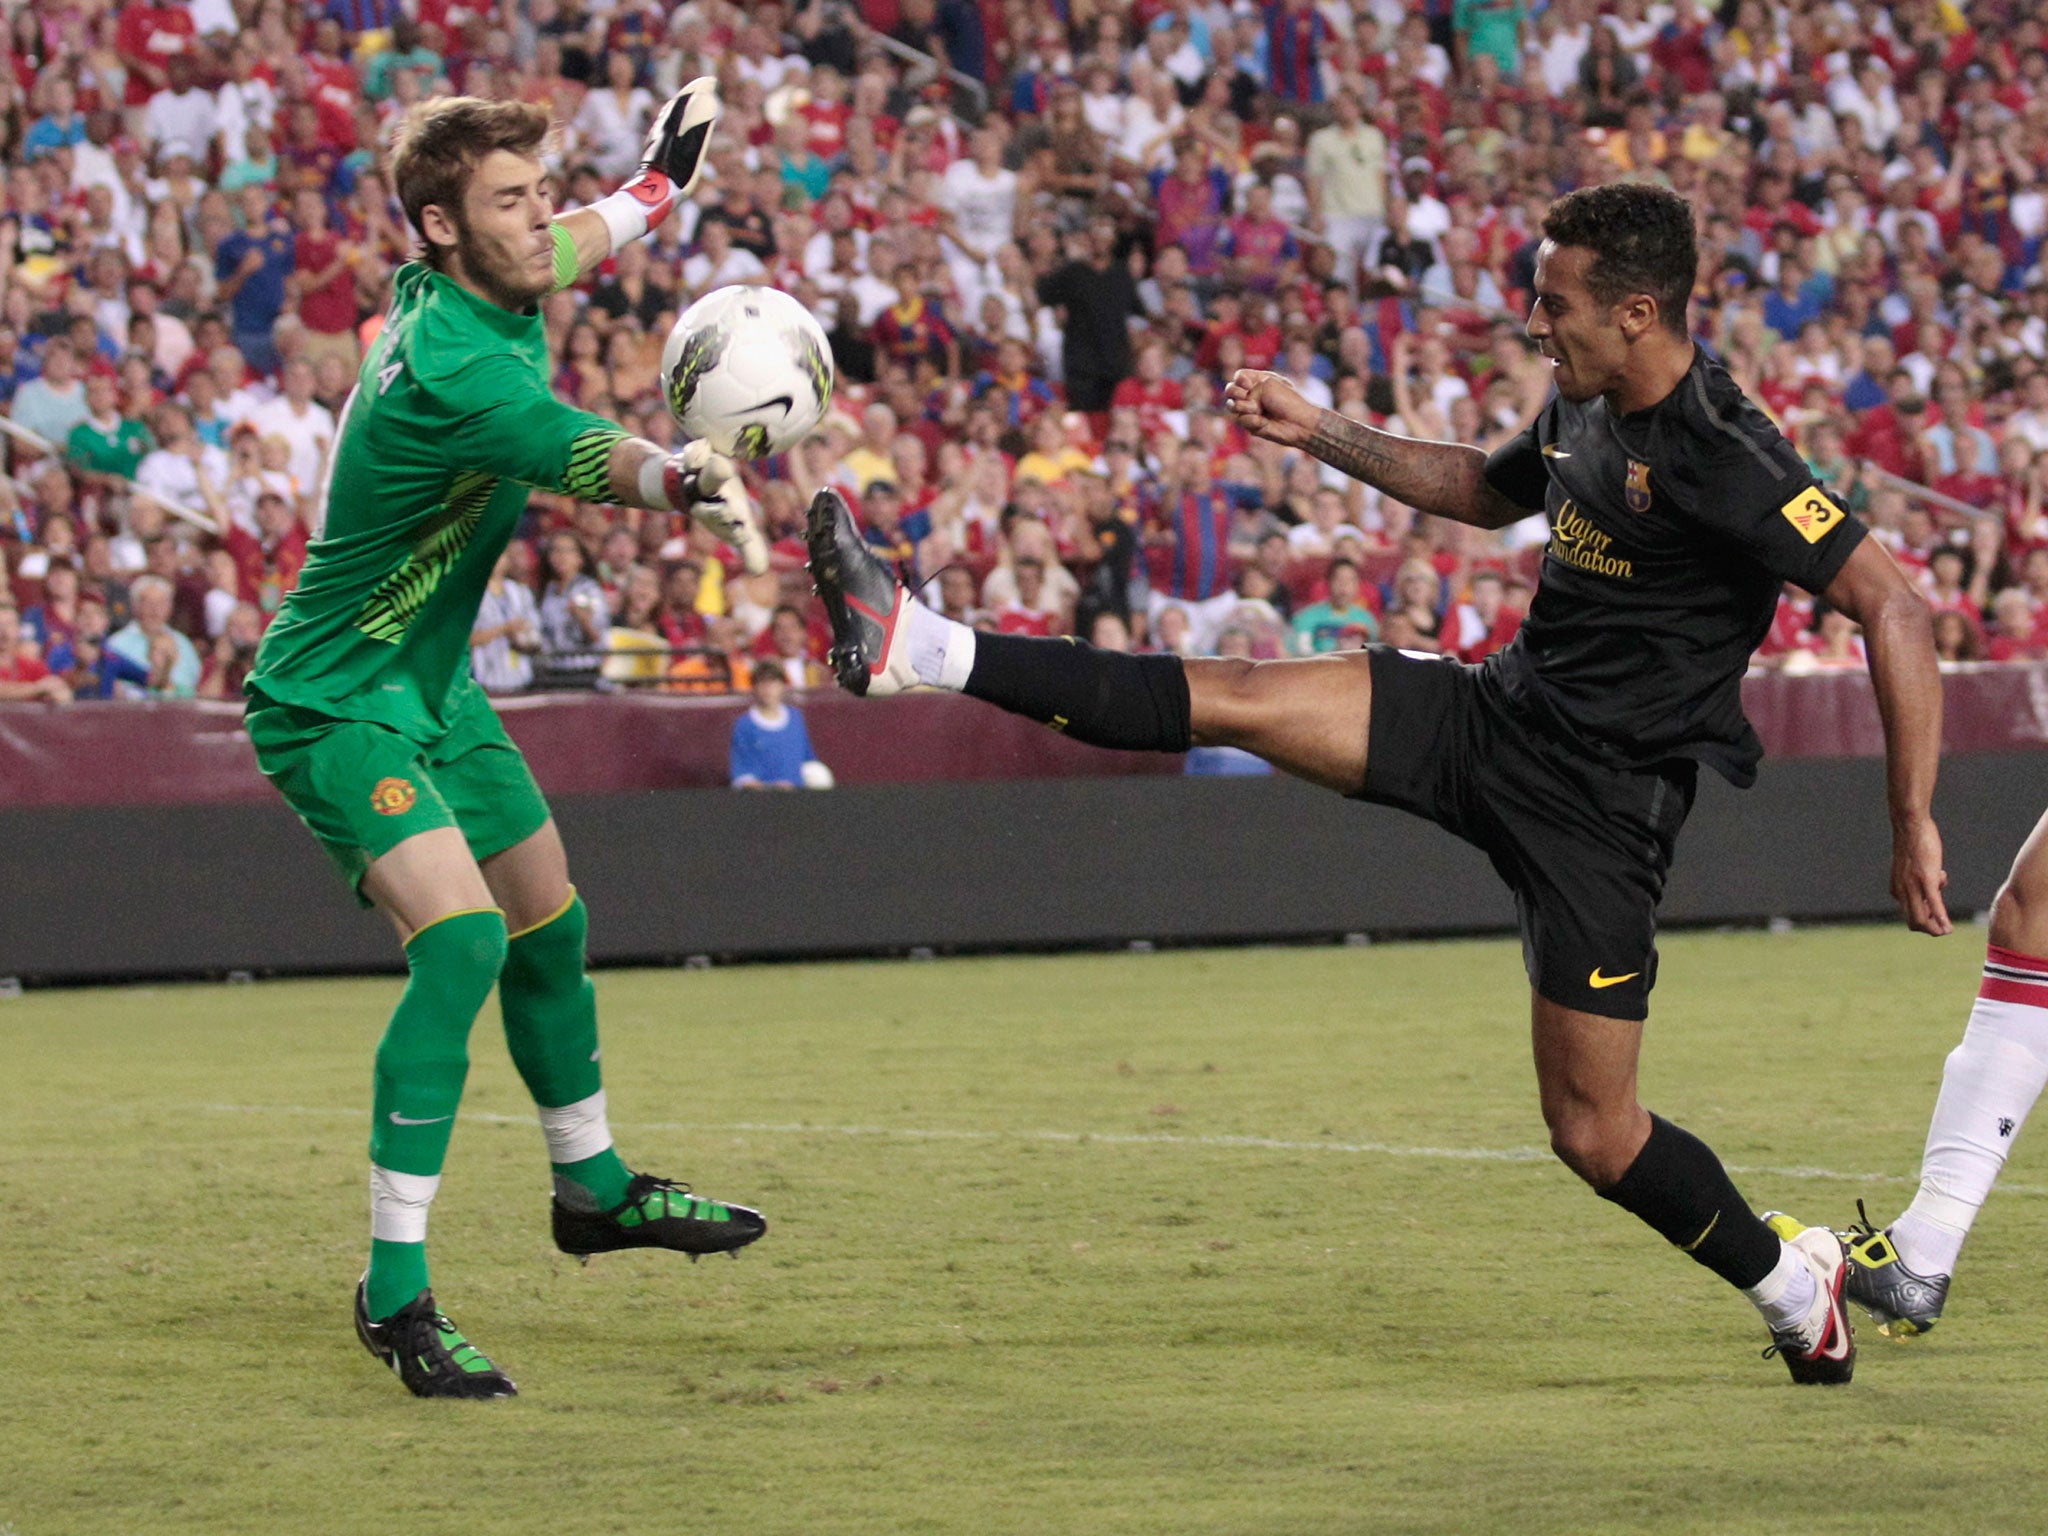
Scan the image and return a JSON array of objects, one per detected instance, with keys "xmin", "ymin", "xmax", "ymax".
[{"xmin": 806, "ymin": 184, "xmax": 1952, "ymax": 1384}]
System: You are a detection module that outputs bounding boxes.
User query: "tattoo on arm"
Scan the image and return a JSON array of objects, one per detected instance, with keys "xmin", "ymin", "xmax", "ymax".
[{"xmin": 1303, "ymin": 410, "xmax": 1507, "ymax": 527}]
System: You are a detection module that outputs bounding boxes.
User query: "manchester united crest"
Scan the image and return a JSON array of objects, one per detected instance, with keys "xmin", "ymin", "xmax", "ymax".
[
  {"xmin": 1624, "ymin": 459, "xmax": 1652, "ymax": 513},
  {"xmin": 370, "ymin": 777, "xmax": 418, "ymax": 816}
]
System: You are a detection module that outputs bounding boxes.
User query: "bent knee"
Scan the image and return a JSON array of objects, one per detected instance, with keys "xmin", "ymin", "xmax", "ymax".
[
  {"xmin": 1546, "ymin": 1110, "xmax": 1640, "ymax": 1189},
  {"xmin": 1990, "ymin": 876, "xmax": 2048, "ymax": 958}
]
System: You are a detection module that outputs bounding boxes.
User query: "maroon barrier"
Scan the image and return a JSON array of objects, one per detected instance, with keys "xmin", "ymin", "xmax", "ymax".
[{"xmin": 2, "ymin": 661, "xmax": 2045, "ymax": 808}]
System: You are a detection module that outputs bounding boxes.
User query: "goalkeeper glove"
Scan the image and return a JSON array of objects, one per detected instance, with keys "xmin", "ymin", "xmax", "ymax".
[
  {"xmin": 650, "ymin": 439, "xmax": 769, "ymax": 576},
  {"xmin": 590, "ymin": 76, "xmax": 720, "ymax": 249}
]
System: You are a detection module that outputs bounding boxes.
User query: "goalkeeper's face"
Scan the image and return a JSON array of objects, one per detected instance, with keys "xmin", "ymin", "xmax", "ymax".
[{"xmin": 432, "ymin": 149, "xmax": 557, "ymax": 310}]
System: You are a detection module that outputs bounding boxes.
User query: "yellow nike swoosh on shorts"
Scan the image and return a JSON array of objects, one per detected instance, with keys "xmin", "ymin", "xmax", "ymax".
[{"xmin": 1588, "ymin": 968, "xmax": 1641, "ymax": 989}]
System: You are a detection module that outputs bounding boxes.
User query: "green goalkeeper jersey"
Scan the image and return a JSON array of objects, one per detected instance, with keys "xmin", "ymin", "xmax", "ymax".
[{"xmin": 247, "ymin": 261, "xmax": 624, "ymax": 740}]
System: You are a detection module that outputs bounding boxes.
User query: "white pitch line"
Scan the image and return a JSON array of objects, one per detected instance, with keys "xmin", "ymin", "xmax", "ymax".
[{"xmin": 198, "ymin": 1103, "xmax": 2048, "ymax": 1197}]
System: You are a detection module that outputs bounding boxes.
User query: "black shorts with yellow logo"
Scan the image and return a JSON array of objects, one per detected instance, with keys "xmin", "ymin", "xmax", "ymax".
[
  {"xmin": 1355, "ymin": 646, "xmax": 1696, "ymax": 1022},
  {"xmin": 246, "ymin": 691, "xmax": 551, "ymax": 905}
]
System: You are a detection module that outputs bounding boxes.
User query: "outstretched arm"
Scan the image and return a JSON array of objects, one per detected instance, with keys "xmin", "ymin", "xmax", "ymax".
[
  {"xmin": 553, "ymin": 78, "xmax": 720, "ymax": 286},
  {"xmin": 1224, "ymin": 368, "xmax": 1533, "ymax": 529},
  {"xmin": 1825, "ymin": 535, "xmax": 1950, "ymax": 936},
  {"xmin": 442, "ymin": 361, "xmax": 768, "ymax": 573}
]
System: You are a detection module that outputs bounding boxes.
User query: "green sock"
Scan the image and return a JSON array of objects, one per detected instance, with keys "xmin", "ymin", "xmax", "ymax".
[
  {"xmin": 366, "ymin": 1238, "xmax": 432, "ymax": 1322},
  {"xmin": 502, "ymin": 891, "xmax": 633, "ymax": 1209},
  {"xmin": 364, "ymin": 909, "xmax": 508, "ymax": 1322},
  {"xmin": 554, "ymin": 1147, "xmax": 633, "ymax": 1208}
]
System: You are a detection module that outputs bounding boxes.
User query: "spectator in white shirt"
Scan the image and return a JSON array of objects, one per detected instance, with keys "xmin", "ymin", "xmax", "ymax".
[
  {"xmin": 214, "ymin": 36, "xmax": 278, "ymax": 165},
  {"xmin": 208, "ymin": 344, "xmax": 267, "ymax": 430},
  {"xmin": 941, "ymin": 128, "xmax": 1018, "ymax": 263},
  {"xmin": 135, "ymin": 401, "xmax": 231, "ymax": 518},
  {"xmin": 10, "ymin": 337, "xmax": 89, "ymax": 448},
  {"xmin": 143, "ymin": 54, "xmax": 219, "ymax": 163},
  {"xmin": 572, "ymin": 51, "xmax": 656, "ymax": 179},
  {"xmin": 731, "ymin": 20, "xmax": 801, "ymax": 94},
  {"xmin": 248, "ymin": 358, "xmax": 334, "ymax": 495},
  {"xmin": 680, "ymin": 218, "xmax": 766, "ymax": 298}
]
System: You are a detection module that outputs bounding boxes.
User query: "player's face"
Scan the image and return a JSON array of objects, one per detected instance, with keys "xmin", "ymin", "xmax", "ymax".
[
  {"xmin": 1526, "ymin": 242, "xmax": 1631, "ymax": 404},
  {"xmin": 444, "ymin": 150, "xmax": 556, "ymax": 310}
]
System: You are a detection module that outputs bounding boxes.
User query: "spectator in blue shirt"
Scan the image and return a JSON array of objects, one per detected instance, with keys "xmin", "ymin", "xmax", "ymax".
[
  {"xmin": 213, "ymin": 185, "xmax": 296, "ymax": 375},
  {"xmin": 324, "ymin": 0, "xmax": 402, "ymax": 32},
  {"xmin": 21, "ymin": 77, "xmax": 85, "ymax": 162},
  {"xmin": 1762, "ymin": 260, "xmax": 1826, "ymax": 338},
  {"xmin": 729, "ymin": 667, "xmax": 823, "ymax": 789},
  {"xmin": 47, "ymin": 596, "xmax": 151, "ymax": 699}
]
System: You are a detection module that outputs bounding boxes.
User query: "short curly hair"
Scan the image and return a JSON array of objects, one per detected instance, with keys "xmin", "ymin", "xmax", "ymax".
[{"xmin": 1540, "ymin": 183, "xmax": 1697, "ymax": 336}]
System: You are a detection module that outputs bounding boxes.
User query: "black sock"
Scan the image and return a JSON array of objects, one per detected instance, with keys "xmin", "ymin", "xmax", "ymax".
[
  {"xmin": 964, "ymin": 633, "xmax": 1192, "ymax": 753},
  {"xmin": 1597, "ymin": 1113, "xmax": 1780, "ymax": 1289}
]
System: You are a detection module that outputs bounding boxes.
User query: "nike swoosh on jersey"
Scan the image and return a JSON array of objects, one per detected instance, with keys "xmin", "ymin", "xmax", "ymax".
[
  {"xmin": 744, "ymin": 394, "xmax": 795, "ymax": 416},
  {"xmin": 1587, "ymin": 968, "xmax": 1640, "ymax": 989},
  {"xmin": 388, "ymin": 1112, "xmax": 453, "ymax": 1125},
  {"xmin": 1541, "ymin": 445, "xmax": 1572, "ymax": 459}
]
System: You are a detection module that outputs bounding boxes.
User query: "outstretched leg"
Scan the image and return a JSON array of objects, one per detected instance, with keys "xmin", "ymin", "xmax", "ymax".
[
  {"xmin": 806, "ymin": 488, "xmax": 1375, "ymax": 791},
  {"xmin": 1849, "ymin": 808, "xmax": 2048, "ymax": 1335}
]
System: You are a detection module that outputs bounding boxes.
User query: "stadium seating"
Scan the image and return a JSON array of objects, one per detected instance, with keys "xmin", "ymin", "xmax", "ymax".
[{"xmin": 0, "ymin": 0, "xmax": 2043, "ymax": 713}]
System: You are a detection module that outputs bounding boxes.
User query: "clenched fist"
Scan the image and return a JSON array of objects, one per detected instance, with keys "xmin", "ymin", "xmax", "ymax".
[{"xmin": 1223, "ymin": 370, "xmax": 1321, "ymax": 450}]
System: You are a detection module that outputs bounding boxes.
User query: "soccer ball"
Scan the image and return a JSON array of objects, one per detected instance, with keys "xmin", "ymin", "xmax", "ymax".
[{"xmin": 660, "ymin": 285, "xmax": 833, "ymax": 459}]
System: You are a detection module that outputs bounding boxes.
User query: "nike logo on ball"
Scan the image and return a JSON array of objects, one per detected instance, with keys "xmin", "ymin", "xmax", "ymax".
[
  {"xmin": 388, "ymin": 1112, "xmax": 453, "ymax": 1126},
  {"xmin": 744, "ymin": 395, "xmax": 795, "ymax": 416},
  {"xmin": 1588, "ymin": 968, "xmax": 1640, "ymax": 989}
]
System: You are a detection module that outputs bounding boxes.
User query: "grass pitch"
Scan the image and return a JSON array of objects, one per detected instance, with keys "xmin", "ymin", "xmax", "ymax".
[{"xmin": 4, "ymin": 926, "xmax": 2045, "ymax": 1536}]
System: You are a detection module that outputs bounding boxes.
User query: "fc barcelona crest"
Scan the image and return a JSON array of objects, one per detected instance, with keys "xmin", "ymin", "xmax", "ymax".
[{"xmin": 1624, "ymin": 459, "xmax": 1652, "ymax": 513}]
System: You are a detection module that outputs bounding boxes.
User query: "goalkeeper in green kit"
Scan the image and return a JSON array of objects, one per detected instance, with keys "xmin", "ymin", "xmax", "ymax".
[{"xmin": 244, "ymin": 83, "xmax": 767, "ymax": 1400}]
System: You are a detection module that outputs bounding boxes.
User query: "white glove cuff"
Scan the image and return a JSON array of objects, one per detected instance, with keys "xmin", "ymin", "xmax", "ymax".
[{"xmin": 589, "ymin": 186, "xmax": 653, "ymax": 252}]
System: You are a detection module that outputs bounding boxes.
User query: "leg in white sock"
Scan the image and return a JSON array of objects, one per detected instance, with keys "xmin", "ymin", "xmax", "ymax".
[
  {"xmin": 1890, "ymin": 948, "xmax": 2048, "ymax": 1276},
  {"xmin": 1744, "ymin": 1239, "xmax": 1818, "ymax": 1333},
  {"xmin": 903, "ymin": 598, "xmax": 976, "ymax": 690}
]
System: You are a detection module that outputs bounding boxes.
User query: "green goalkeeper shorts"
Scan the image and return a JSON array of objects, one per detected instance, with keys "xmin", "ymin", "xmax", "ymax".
[{"xmin": 246, "ymin": 692, "xmax": 551, "ymax": 904}]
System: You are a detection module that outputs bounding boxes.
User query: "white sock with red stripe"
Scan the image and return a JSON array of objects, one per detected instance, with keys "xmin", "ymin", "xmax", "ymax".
[
  {"xmin": 1889, "ymin": 944, "xmax": 2048, "ymax": 1278},
  {"xmin": 904, "ymin": 597, "xmax": 975, "ymax": 690}
]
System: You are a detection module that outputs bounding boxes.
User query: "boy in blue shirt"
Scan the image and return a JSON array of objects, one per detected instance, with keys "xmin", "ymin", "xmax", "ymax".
[{"xmin": 729, "ymin": 665, "xmax": 823, "ymax": 788}]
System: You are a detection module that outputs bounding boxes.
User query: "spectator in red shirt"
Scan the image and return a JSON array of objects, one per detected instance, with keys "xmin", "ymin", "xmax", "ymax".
[
  {"xmin": 657, "ymin": 562, "xmax": 708, "ymax": 650},
  {"xmin": 0, "ymin": 599, "xmax": 71, "ymax": 702},
  {"xmin": 994, "ymin": 557, "xmax": 1059, "ymax": 636},
  {"xmin": 1987, "ymin": 588, "xmax": 2047, "ymax": 662},
  {"xmin": 115, "ymin": 1, "xmax": 195, "ymax": 110},
  {"xmin": 197, "ymin": 599, "xmax": 263, "ymax": 699},
  {"xmin": 800, "ymin": 66, "xmax": 853, "ymax": 160},
  {"xmin": 303, "ymin": 19, "xmax": 364, "ymax": 150},
  {"xmin": 286, "ymin": 187, "xmax": 360, "ymax": 371},
  {"xmin": 1757, "ymin": 582, "xmax": 1818, "ymax": 664},
  {"xmin": 224, "ymin": 490, "xmax": 308, "ymax": 616},
  {"xmin": 1445, "ymin": 570, "xmax": 1520, "ymax": 661},
  {"xmin": 1109, "ymin": 339, "xmax": 1185, "ymax": 439}
]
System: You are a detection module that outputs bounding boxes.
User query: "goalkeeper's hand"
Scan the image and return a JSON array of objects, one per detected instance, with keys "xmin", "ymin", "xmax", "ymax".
[
  {"xmin": 667, "ymin": 439, "xmax": 768, "ymax": 576},
  {"xmin": 614, "ymin": 77, "xmax": 720, "ymax": 234}
]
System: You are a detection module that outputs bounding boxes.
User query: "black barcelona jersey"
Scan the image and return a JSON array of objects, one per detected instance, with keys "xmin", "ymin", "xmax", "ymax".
[{"xmin": 1479, "ymin": 348, "xmax": 1866, "ymax": 788}]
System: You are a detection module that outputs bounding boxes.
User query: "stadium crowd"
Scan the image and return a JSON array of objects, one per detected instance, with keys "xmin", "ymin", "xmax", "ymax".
[{"xmin": 3, "ymin": 0, "xmax": 2048, "ymax": 708}]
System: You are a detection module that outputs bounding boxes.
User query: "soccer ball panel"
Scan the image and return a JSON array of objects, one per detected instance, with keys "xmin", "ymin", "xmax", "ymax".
[{"xmin": 660, "ymin": 285, "xmax": 834, "ymax": 459}]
